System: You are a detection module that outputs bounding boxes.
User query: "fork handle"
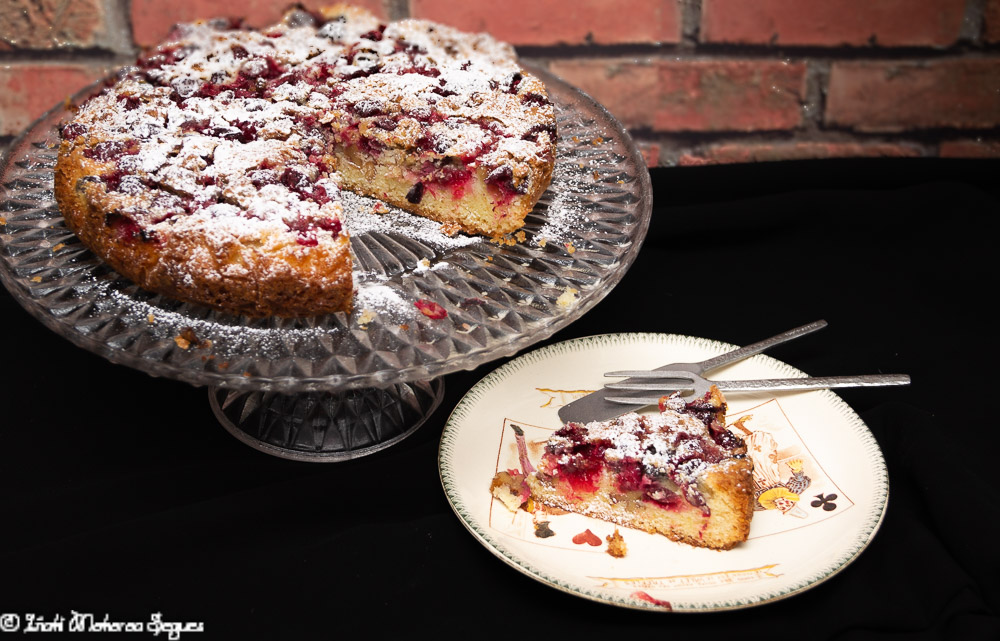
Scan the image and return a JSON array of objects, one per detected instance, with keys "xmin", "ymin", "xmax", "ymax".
[
  {"xmin": 714, "ymin": 374, "xmax": 910, "ymax": 392},
  {"xmin": 605, "ymin": 374, "xmax": 911, "ymax": 392},
  {"xmin": 693, "ymin": 320, "xmax": 828, "ymax": 374}
]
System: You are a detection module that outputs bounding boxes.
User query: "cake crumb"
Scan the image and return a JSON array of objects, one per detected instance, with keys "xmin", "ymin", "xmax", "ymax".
[
  {"xmin": 534, "ymin": 520, "xmax": 556, "ymax": 539},
  {"xmin": 592, "ymin": 137, "xmax": 604, "ymax": 145},
  {"xmin": 399, "ymin": 324, "xmax": 410, "ymax": 331},
  {"xmin": 30, "ymin": 276, "xmax": 42, "ymax": 283},
  {"xmin": 565, "ymin": 242, "xmax": 576, "ymax": 254},
  {"xmin": 537, "ymin": 237, "xmax": 547, "ymax": 247},
  {"xmin": 52, "ymin": 243, "xmax": 65, "ymax": 251},
  {"xmin": 439, "ymin": 221, "xmax": 462, "ymax": 236},
  {"xmin": 556, "ymin": 287, "xmax": 579, "ymax": 308},
  {"xmin": 515, "ymin": 230, "xmax": 526, "ymax": 243},
  {"xmin": 357, "ymin": 308, "xmax": 377, "ymax": 325},
  {"xmin": 147, "ymin": 313, "xmax": 156, "ymax": 323},
  {"xmin": 0, "ymin": 216, "xmax": 7, "ymax": 225},
  {"xmin": 174, "ymin": 326, "xmax": 207, "ymax": 350},
  {"xmin": 606, "ymin": 528, "xmax": 627, "ymax": 558},
  {"xmin": 371, "ymin": 201, "xmax": 390, "ymax": 214}
]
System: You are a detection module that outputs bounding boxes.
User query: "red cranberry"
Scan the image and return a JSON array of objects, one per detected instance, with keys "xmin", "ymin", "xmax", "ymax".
[
  {"xmin": 180, "ymin": 119, "xmax": 211, "ymax": 134},
  {"xmin": 117, "ymin": 95, "xmax": 142, "ymax": 111},
  {"xmin": 104, "ymin": 212, "xmax": 145, "ymax": 242},
  {"xmin": 415, "ymin": 299, "xmax": 447, "ymax": 319},
  {"xmin": 60, "ymin": 123, "xmax": 87, "ymax": 140},
  {"xmin": 405, "ymin": 182, "xmax": 425, "ymax": 204},
  {"xmin": 230, "ymin": 119, "xmax": 259, "ymax": 143},
  {"xmin": 280, "ymin": 168, "xmax": 309, "ymax": 192},
  {"xmin": 522, "ymin": 122, "xmax": 556, "ymax": 143},
  {"xmin": 352, "ymin": 100, "xmax": 385, "ymax": 117},
  {"xmin": 521, "ymin": 92, "xmax": 550, "ymax": 107},
  {"xmin": 83, "ymin": 139, "xmax": 140, "ymax": 163}
]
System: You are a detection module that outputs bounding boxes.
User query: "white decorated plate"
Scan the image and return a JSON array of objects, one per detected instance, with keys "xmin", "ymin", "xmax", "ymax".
[{"xmin": 439, "ymin": 332, "xmax": 889, "ymax": 612}]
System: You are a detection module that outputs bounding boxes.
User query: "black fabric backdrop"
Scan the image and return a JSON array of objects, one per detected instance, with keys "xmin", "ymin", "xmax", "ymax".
[{"xmin": 2, "ymin": 159, "xmax": 998, "ymax": 639}]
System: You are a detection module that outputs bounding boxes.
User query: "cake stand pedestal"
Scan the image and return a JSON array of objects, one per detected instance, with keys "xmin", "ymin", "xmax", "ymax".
[{"xmin": 209, "ymin": 380, "xmax": 444, "ymax": 461}]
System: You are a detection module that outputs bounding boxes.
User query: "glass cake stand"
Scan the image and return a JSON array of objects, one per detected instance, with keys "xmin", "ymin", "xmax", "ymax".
[{"xmin": 0, "ymin": 66, "xmax": 652, "ymax": 461}]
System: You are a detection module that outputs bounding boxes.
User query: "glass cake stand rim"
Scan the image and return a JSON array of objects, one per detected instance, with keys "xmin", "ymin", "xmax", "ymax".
[{"xmin": 0, "ymin": 64, "xmax": 653, "ymax": 394}]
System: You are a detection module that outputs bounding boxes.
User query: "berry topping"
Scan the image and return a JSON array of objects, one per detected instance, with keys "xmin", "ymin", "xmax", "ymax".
[
  {"xmin": 60, "ymin": 123, "xmax": 88, "ymax": 140},
  {"xmin": 405, "ymin": 182, "xmax": 425, "ymax": 204},
  {"xmin": 415, "ymin": 299, "xmax": 448, "ymax": 319},
  {"xmin": 83, "ymin": 139, "xmax": 140, "ymax": 163}
]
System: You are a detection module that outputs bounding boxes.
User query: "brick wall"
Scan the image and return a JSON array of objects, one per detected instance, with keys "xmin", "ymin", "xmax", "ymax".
[{"xmin": 2, "ymin": 0, "xmax": 998, "ymax": 166}]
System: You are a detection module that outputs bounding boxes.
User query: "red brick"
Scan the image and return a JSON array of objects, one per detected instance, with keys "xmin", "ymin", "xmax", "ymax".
[
  {"xmin": 638, "ymin": 141, "xmax": 661, "ymax": 167},
  {"xmin": 825, "ymin": 60, "xmax": 1000, "ymax": 132},
  {"xmin": 0, "ymin": 0, "xmax": 106, "ymax": 49},
  {"xmin": 985, "ymin": 0, "xmax": 1000, "ymax": 44},
  {"xmin": 131, "ymin": 0, "xmax": 387, "ymax": 48},
  {"xmin": 548, "ymin": 59, "xmax": 659, "ymax": 129},
  {"xmin": 939, "ymin": 139, "xmax": 1000, "ymax": 158},
  {"xmin": 410, "ymin": 0, "xmax": 681, "ymax": 46},
  {"xmin": 655, "ymin": 60, "xmax": 807, "ymax": 132},
  {"xmin": 678, "ymin": 141, "xmax": 922, "ymax": 165},
  {"xmin": 0, "ymin": 64, "xmax": 109, "ymax": 136},
  {"xmin": 701, "ymin": 0, "xmax": 966, "ymax": 47}
]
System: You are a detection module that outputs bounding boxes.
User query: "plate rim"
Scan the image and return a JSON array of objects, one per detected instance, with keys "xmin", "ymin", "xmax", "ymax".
[{"xmin": 438, "ymin": 331, "xmax": 890, "ymax": 612}]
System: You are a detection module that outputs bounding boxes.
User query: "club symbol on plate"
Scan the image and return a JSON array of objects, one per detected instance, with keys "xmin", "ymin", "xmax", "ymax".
[{"xmin": 810, "ymin": 493, "xmax": 838, "ymax": 511}]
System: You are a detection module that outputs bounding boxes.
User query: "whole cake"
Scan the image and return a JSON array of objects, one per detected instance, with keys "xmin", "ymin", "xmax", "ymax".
[
  {"xmin": 492, "ymin": 387, "xmax": 754, "ymax": 550},
  {"xmin": 55, "ymin": 5, "xmax": 556, "ymax": 317}
]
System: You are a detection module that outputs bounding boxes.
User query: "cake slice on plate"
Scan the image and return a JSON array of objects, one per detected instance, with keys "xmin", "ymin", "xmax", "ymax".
[{"xmin": 492, "ymin": 386, "xmax": 754, "ymax": 550}]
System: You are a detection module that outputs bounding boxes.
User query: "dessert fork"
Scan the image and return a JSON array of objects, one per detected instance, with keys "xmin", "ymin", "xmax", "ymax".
[
  {"xmin": 557, "ymin": 320, "xmax": 831, "ymax": 423},
  {"xmin": 602, "ymin": 369, "xmax": 910, "ymax": 406}
]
